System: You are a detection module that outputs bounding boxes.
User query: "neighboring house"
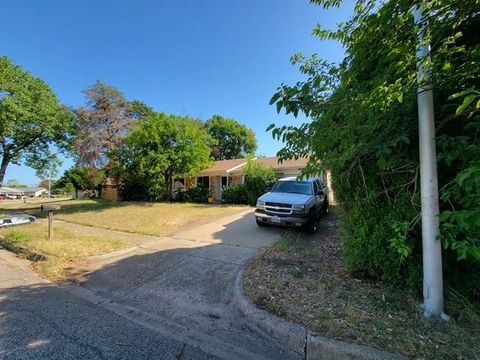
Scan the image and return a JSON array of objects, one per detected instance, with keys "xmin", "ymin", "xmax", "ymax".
[
  {"xmin": 174, "ymin": 156, "xmax": 330, "ymax": 202},
  {"xmin": 0, "ymin": 187, "xmax": 25, "ymax": 198},
  {"xmin": 23, "ymin": 188, "xmax": 48, "ymax": 197},
  {"xmin": 101, "ymin": 177, "xmax": 120, "ymax": 202}
]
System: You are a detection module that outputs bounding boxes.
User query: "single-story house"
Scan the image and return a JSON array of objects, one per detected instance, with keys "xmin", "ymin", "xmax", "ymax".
[
  {"xmin": 101, "ymin": 156, "xmax": 335, "ymax": 203},
  {"xmin": 173, "ymin": 156, "xmax": 330, "ymax": 202},
  {"xmin": 0, "ymin": 187, "xmax": 47, "ymax": 198},
  {"xmin": 101, "ymin": 177, "xmax": 120, "ymax": 202},
  {"xmin": 0, "ymin": 187, "xmax": 25, "ymax": 198},
  {"xmin": 23, "ymin": 188, "xmax": 48, "ymax": 197}
]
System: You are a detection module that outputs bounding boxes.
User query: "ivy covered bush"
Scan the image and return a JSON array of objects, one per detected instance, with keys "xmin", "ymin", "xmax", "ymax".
[{"xmin": 269, "ymin": 0, "xmax": 480, "ymax": 297}]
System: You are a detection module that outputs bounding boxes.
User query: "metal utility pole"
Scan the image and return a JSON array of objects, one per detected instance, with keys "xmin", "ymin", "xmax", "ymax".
[{"xmin": 413, "ymin": 5, "xmax": 448, "ymax": 320}]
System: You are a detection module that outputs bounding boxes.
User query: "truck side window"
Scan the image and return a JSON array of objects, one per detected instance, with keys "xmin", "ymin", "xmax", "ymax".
[{"xmin": 314, "ymin": 181, "xmax": 321, "ymax": 194}]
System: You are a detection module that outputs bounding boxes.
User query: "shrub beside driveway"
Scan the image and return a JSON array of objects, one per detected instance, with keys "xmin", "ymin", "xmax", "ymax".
[{"xmin": 243, "ymin": 214, "xmax": 480, "ymax": 359}]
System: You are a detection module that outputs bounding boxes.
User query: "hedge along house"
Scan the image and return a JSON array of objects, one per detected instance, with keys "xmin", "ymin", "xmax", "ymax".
[{"xmin": 172, "ymin": 156, "xmax": 331, "ymax": 202}]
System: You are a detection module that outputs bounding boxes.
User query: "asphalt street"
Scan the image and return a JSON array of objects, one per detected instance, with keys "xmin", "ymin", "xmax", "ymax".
[{"xmin": 0, "ymin": 253, "xmax": 218, "ymax": 360}]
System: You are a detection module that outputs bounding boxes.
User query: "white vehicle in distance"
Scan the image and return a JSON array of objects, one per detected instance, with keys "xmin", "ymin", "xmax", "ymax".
[{"xmin": 0, "ymin": 214, "xmax": 36, "ymax": 228}]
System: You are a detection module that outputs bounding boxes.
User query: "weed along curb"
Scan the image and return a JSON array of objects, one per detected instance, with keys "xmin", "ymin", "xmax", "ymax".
[{"xmin": 233, "ymin": 270, "xmax": 408, "ymax": 360}]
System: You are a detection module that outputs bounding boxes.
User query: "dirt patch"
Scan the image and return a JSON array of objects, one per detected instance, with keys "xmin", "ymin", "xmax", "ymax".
[{"xmin": 244, "ymin": 214, "xmax": 480, "ymax": 359}]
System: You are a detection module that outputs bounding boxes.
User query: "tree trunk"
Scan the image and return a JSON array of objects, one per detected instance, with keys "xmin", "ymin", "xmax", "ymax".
[
  {"xmin": 165, "ymin": 171, "xmax": 173, "ymax": 200},
  {"xmin": 0, "ymin": 156, "xmax": 10, "ymax": 188}
]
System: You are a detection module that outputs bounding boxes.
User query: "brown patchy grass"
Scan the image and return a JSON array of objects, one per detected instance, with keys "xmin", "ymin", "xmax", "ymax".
[
  {"xmin": 1, "ymin": 199, "xmax": 250, "ymax": 236},
  {"xmin": 244, "ymin": 214, "xmax": 480, "ymax": 359},
  {"xmin": 0, "ymin": 222, "xmax": 129, "ymax": 281},
  {"xmin": 51, "ymin": 200, "xmax": 249, "ymax": 236}
]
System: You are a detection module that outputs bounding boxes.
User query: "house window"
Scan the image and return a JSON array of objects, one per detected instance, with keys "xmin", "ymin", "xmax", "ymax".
[
  {"xmin": 173, "ymin": 178, "xmax": 185, "ymax": 191},
  {"xmin": 221, "ymin": 176, "xmax": 232, "ymax": 188},
  {"xmin": 196, "ymin": 176, "xmax": 210, "ymax": 189}
]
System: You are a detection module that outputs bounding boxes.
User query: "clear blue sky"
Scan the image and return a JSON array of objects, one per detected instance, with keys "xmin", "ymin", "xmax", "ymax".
[{"xmin": 1, "ymin": 0, "xmax": 352, "ymax": 186}]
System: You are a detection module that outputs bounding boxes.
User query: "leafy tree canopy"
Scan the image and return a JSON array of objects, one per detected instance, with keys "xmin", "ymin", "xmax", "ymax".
[
  {"xmin": 55, "ymin": 166, "xmax": 105, "ymax": 197},
  {"xmin": 113, "ymin": 113, "xmax": 212, "ymax": 200},
  {"xmin": 205, "ymin": 115, "xmax": 257, "ymax": 160},
  {"xmin": 269, "ymin": 0, "xmax": 480, "ymax": 293},
  {"xmin": 0, "ymin": 56, "xmax": 74, "ymax": 186},
  {"xmin": 127, "ymin": 100, "xmax": 155, "ymax": 121},
  {"xmin": 4, "ymin": 179, "xmax": 27, "ymax": 189}
]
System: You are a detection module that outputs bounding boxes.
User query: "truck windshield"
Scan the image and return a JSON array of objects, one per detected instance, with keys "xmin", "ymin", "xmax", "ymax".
[{"xmin": 270, "ymin": 181, "xmax": 313, "ymax": 195}]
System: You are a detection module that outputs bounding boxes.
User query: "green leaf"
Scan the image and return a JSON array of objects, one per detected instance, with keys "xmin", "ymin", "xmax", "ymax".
[
  {"xmin": 448, "ymin": 88, "xmax": 475, "ymax": 100},
  {"xmin": 397, "ymin": 92, "xmax": 403, "ymax": 103},
  {"xmin": 456, "ymin": 95, "xmax": 476, "ymax": 115},
  {"xmin": 442, "ymin": 61, "xmax": 451, "ymax": 71},
  {"xmin": 269, "ymin": 93, "xmax": 281, "ymax": 105},
  {"xmin": 266, "ymin": 124, "xmax": 276, "ymax": 132},
  {"xmin": 276, "ymin": 101, "xmax": 283, "ymax": 114}
]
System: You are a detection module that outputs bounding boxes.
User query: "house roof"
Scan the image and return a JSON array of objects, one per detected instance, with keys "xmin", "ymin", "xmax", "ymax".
[
  {"xmin": 197, "ymin": 158, "xmax": 248, "ymax": 175},
  {"xmin": 23, "ymin": 188, "xmax": 47, "ymax": 193},
  {"xmin": 196, "ymin": 156, "xmax": 310, "ymax": 176},
  {"xmin": 0, "ymin": 187, "xmax": 24, "ymax": 193},
  {"xmin": 256, "ymin": 156, "xmax": 309, "ymax": 169}
]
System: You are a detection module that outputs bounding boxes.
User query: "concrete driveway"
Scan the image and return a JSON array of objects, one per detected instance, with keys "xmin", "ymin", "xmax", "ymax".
[{"xmin": 77, "ymin": 208, "xmax": 300, "ymax": 359}]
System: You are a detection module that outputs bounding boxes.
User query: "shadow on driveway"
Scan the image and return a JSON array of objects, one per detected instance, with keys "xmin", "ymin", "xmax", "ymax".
[{"xmin": 0, "ymin": 210, "xmax": 301, "ymax": 359}]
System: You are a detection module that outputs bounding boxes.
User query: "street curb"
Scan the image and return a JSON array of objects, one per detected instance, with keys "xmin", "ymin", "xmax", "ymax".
[
  {"xmin": 233, "ymin": 270, "xmax": 307, "ymax": 356},
  {"xmin": 233, "ymin": 269, "xmax": 408, "ymax": 360}
]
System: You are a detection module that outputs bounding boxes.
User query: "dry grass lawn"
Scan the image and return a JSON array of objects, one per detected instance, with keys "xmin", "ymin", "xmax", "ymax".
[
  {"xmin": 50, "ymin": 200, "xmax": 249, "ymax": 236},
  {"xmin": 0, "ymin": 222, "xmax": 129, "ymax": 281},
  {"xmin": 244, "ymin": 214, "xmax": 480, "ymax": 359}
]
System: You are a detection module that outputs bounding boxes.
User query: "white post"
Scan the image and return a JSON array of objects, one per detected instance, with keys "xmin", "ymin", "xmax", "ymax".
[{"xmin": 413, "ymin": 5, "xmax": 447, "ymax": 320}]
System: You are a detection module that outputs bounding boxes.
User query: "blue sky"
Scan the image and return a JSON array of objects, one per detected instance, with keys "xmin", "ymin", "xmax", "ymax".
[{"xmin": 1, "ymin": 0, "xmax": 353, "ymax": 186}]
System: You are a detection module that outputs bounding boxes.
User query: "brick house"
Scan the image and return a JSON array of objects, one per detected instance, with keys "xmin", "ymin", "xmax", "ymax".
[{"xmin": 173, "ymin": 156, "xmax": 328, "ymax": 202}]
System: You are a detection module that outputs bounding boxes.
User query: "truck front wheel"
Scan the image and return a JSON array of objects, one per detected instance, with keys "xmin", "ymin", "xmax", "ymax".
[{"xmin": 256, "ymin": 219, "xmax": 267, "ymax": 227}]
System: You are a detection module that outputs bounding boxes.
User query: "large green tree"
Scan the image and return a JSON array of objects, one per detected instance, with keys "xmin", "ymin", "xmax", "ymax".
[
  {"xmin": 269, "ymin": 0, "xmax": 480, "ymax": 294},
  {"xmin": 0, "ymin": 57, "xmax": 74, "ymax": 187},
  {"xmin": 55, "ymin": 165, "xmax": 105, "ymax": 198},
  {"xmin": 205, "ymin": 115, "xmax": 257, "ymax": 160},
  {"xmin": 113, "ymin": 113, "xmax": 212, "ymax": 200}
]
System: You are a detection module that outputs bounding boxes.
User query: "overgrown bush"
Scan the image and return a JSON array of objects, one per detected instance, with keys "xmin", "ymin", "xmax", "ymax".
[
  {"xmin": 186, "ymin": 184, "xmax": 209, "ymax": 203},
  {"xmin": 269, "ymin": 0, "xmax": 480, "ymax": 297},
  {"xmin": 222, "ymin": 184, "xmax": 247, "ymax": 204},
  {"xmin": 244, "ymin": 159, "xmax": 277, "ymax": 205}
]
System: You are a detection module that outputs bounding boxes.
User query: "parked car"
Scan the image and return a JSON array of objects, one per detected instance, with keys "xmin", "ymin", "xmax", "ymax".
[
  {"xmin": 0, "ymin": 214, "xmax": 36, "ymax": 228},
  {"xmin": 255, "ymin": 177, "xmax": 329, "ymax": 233},
  {"xmin": 0, "ymin": 195, "xmax": 6, "ymax": 200}
]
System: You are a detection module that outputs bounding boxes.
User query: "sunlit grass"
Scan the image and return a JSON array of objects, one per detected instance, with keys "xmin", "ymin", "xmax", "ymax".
[
  {"xmin": 52, "ymin": 201, "xmax": 249, "ymax": 236},
  {"xmin": 0, "ymin": 222, "xmax": 129, "ymax": 281}
]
